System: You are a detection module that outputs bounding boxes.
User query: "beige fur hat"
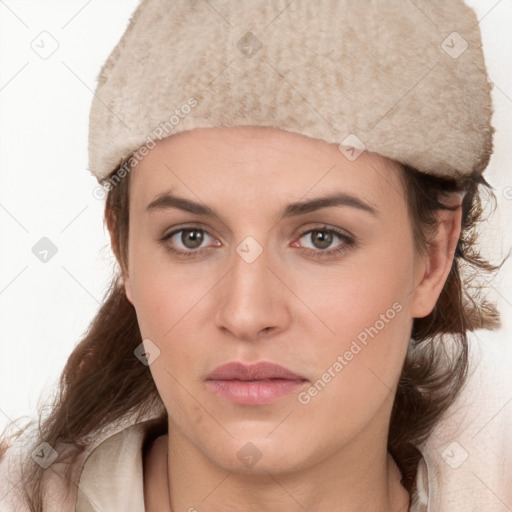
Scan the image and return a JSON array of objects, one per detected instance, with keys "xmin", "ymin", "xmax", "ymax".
[{"xmin": 88, "ymin": 0, "xmax": 494, "ymax": 183}]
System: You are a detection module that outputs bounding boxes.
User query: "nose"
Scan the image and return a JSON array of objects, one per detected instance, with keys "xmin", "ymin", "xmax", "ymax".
[{"xmin": 214, "ymin": 242, "xmax": 290, "ymax": 341}]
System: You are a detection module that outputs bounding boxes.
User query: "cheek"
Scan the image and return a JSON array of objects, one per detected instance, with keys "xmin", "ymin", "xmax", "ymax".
[
  {"xmin": 128, "ymin": 258, "xmax": 208, "ymax": 422},
  {"xmin": 295, "ymin": 233, "xmax": 414, "ymax": 334},
  {"xmin": 126, "ymin": 242, "xmax": 216, "ymax": 397},
  {"xmin": 127, "ymin": 234, "xmax": 205, "ymax": 338},
  {"xmin": 290, "ymin": 241, "xmax": 415, "ymax": 427}
]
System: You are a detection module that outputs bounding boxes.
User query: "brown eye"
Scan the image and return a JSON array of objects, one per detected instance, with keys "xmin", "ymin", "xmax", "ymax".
[
  {"xmin": 179, "ymin": 228, "xmax": 204, "ymax": 249},
  {"xmin": 309, "ymin": 229, "xmax": 334, "ymax": 249},
  {"xmin": 294, "ymin": 226, "xmax": 355, "ymax": 259},
  {"xmin": 300, "ymin": 228, "xmax": 338, "ymax": 250},
  {"xmin": 159, "ymin": 226, "xmax": 220, "ymax": 257}
]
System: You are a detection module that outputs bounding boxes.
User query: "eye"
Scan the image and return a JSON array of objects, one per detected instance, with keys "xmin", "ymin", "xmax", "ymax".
[
  {"xmin": 293, "ymin": 226, "xmax": 355, "ymax": 258},
  {"xmin": 159, "ymin": 227, "xmax": 220, "ymax": 256}
]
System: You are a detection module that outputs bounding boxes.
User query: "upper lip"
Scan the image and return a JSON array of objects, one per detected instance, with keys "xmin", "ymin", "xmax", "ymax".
[{"xmin": 206, "ymin": 361, "xmax": 306, "ymax": 381}]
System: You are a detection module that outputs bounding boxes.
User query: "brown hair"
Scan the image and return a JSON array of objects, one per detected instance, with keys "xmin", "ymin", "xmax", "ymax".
[{"xmin": 1, "ymin": 157, "xmax": 502, "ymax": 510}]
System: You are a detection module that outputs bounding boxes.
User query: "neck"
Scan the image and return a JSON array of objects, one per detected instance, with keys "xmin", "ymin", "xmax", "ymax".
[{"xmin": 155, "ymin": 428, "xmax": 410, "ymax": 512}]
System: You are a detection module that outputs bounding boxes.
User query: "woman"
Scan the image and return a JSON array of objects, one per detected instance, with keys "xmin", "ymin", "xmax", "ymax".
[{"xmin": 1, "ymin": 1, "xmax": 510, "ymax": 511}]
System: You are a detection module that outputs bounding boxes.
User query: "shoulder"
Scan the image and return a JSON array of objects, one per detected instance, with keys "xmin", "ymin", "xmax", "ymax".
[
  {"xmin": 76, "ymin": 417, "xmax": 164, "ymax": 512},
  {"xmin": 0, "ymin": 410, "xmax": 164, "ymax": 512},
  {"xmin": 416, "ymin": 328, "xmax": 512, "ymax": 510},
  {"xmin": 0, "ymin": 423, "xmax": 78, "ymax": 512},
  {"xmin": 0, "ymin": 430, "xmax": 30, "ymax": 512}
]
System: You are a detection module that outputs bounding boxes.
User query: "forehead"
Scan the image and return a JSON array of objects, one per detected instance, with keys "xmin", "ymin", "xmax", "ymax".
[{"xmin": 128, "ymin": 127, "xmax": 407, "ymax": 215}]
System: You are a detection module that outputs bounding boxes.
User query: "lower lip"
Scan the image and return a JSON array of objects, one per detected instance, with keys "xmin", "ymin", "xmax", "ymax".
[{"xmin": 206, "ymin": 378, "xmax": 306, "ymax": 405}]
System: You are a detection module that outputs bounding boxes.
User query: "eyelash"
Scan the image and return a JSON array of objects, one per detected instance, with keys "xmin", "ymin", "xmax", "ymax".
[{"xmin": 158, "ymin": 225, "xmax": 355, "ymax": 260}]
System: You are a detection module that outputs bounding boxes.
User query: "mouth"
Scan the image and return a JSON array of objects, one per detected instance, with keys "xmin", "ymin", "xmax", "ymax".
[{"xmin": 205, "ymin": 361, "xmax": 308, "ymax": 405}]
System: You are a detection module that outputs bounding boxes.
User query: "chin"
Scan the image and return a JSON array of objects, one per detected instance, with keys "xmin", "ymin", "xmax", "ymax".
[{"xmin": 198, "ymin": 433, "xmax": 321, "ymax": 476}]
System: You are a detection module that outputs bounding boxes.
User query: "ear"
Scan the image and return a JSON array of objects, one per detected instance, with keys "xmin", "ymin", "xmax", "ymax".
[
  {"xmin": 410, "ymin": 202, "xmax": 463, "ymax": 318},
  {"xmin": 123, "ymin": 273, "xmax": 134, "ymax": 305}
]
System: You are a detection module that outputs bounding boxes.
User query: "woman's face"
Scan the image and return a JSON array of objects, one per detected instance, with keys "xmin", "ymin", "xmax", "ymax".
[{"xmin": 123, "ymin": 126, "xmax": 434, "ymax": 474}]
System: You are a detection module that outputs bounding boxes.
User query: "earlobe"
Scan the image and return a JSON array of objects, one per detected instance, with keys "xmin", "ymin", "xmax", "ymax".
[{"xmin": 410, "ymin": 205, "xmax": 463, "ymax": 318}]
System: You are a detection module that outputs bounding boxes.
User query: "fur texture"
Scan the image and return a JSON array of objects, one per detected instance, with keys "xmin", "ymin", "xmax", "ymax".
[{"xmin": 88, "ymin": 0, "xmax": 494, "ymax": 181}]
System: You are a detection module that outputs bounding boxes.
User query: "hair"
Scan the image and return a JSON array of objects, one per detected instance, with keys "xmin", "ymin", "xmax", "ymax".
[{"xmin": 0, "ymin": 155, "xmax": 503, "ymax": 511}]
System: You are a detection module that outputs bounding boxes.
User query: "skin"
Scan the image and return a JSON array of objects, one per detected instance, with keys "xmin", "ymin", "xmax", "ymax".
[{"xmin": 119, "ymin": 126, "xmax": 463, "ymax": 511}]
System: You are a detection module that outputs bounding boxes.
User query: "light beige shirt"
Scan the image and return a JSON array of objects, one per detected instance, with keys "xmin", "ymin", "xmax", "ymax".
[{"xmin": 1, "ymin": 329, "xmax": 511, "ymax": 511}]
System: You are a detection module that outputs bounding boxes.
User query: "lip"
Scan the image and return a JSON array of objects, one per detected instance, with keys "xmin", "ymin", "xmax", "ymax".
[
  {"xmin": 205, "ymin": 361, "xmax": 308, "ymax": 405},
  {"xmin": 206, "ymin": 361, "xmax": 306, "ymax": 381}
]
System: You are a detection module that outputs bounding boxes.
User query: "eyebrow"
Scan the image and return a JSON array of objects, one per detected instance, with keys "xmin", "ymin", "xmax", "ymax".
[{"xmin": 145, "ymin": 190, "xmax": 379, "ymax": 220}]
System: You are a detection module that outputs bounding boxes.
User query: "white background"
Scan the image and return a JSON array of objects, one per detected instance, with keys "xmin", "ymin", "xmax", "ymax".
[{"xmin": 0, "ymin": 0, "xmax": 511, "ymax": 433}]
